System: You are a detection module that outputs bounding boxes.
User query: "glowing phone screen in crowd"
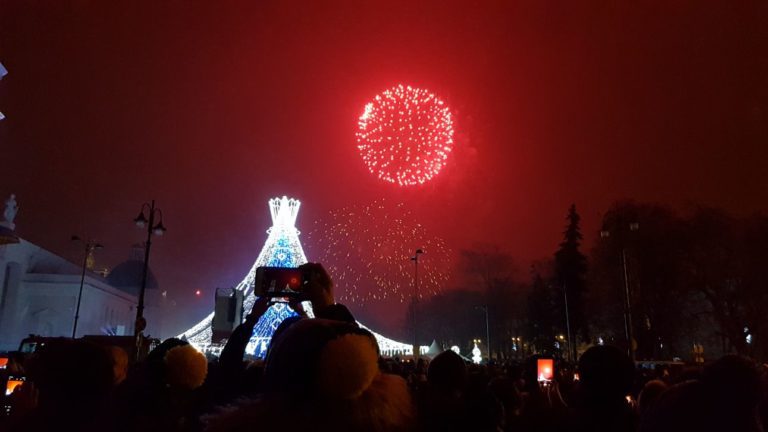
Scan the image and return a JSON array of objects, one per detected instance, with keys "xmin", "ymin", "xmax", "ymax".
[
  {"xmin": 5, "ymin": 376, "xmax": 25, "ymax": 396},
  {"xmin": 537, "ymin": 359, "xmax": 554, "ymax": 382}
]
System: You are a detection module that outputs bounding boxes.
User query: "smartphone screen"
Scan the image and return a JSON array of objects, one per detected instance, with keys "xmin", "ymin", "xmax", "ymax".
[
  {"xmin": 537, "ymin": 359, "xmax": 554, "ymax": 382},
  {"xmin": 5, "ymin": 375, "xmax": 25, "ymax": 396},
  {"xmin": 254, "ymin": 267, "xmax": 304, "ymax": 298},
  {"xmin": 300, "ymin": 300, "xmax": 315, "ymax": 317}
]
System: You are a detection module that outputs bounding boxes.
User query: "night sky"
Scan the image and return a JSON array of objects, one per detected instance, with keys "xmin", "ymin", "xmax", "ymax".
[{"xmin": 1, "ymin": 1, "xmax": 766, "ymax": 337}]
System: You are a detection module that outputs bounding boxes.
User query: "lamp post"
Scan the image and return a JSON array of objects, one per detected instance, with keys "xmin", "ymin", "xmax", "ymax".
[
  {"xmin": 512, "ymin": 336, "xmax": 523, "ymax": 359},
  {"xmin": 600, "ymin": 222, "xmax": 639, "ymax": 362},
  {"xmin": 133, "ymin": 200, "xmax": 166, "ymax": 354},
  {"xmin": 563, "ymin": 283, "xmax": 575, "ymax": 362},
  {"xmin": 411, "ymin": 248, "xmax": 424, "ymax": 357},
  {"xmin": 71, "ymin": 236, "xmax": 103, "ymax": 338},
  {"xmin": 476, "ymin": 305, "xmax": 490, "ymax": 360}
]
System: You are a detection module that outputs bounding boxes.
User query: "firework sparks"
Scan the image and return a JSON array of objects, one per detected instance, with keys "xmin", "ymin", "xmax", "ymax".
[
  {"xmin": 305, "ymin": 199, "xmax": 452, "ymax": 305},
  {"xmin": 356, "ymin": 84, "xmax": 454, "ymax": 186}
]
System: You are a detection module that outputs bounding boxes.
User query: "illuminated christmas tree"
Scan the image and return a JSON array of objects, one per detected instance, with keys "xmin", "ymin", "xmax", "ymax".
[
  {"xmin": 182, "ymin": 196, "xmax": 416, "ymax": 357},
  {"xmin": 472, "ymin": 342, "xmax": 482, "ymax": 364},
  {"xmin": 183, "ymin": 196, "xmax": 307, "ymax": 357}
]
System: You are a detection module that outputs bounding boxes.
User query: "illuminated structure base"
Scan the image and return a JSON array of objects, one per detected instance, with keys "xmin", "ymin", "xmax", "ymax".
[{"xmin": 181, "ymin": 196, "xmax": 423, "ymax": 357}]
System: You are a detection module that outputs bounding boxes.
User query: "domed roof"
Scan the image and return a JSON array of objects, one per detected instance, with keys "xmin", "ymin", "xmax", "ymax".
[{"xmin": 108, "ymin": 259, "xmax": 159, "ymax": 296}]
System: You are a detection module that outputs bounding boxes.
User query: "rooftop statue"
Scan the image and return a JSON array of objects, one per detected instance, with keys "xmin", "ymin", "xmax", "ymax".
[{"xmin": 3, "ymin": 194, "xmax": 18, "ymax": 229}]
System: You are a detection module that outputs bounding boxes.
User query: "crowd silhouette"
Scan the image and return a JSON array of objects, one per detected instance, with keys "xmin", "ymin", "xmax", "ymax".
[{"xmin": 2, "ymin": 263, "xmax": 765, "ymax": 432}]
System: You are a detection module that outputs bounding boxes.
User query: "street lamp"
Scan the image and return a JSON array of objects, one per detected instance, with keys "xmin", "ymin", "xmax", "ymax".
[
  {"xmin": 71, "ymin": 236, "xmax": 103, "ymax": 338},
  {"xmin": 133, "ymin": 200, "xmax": 166, "ymax": 354},
  {"xmin": 476, "ymin": 305, "xmax": 491, "ymax": 360},
  {"xmin": 600, "ymin": 222, "xmax": 639, "ymax": 361},
  {"xmin": 512, "ymin": 336, "xmax": 523, "ymax": 359},
  {"xmin": 411, "ymin": 248, "xmax": 424, "ymax": 357},
  {"xmin": 563, "ymin": 282, "xmax": 576, "ymax": 363}
]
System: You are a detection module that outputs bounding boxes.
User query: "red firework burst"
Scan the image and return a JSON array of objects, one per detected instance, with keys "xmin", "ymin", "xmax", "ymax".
[{"xmin": 356, "ymin": 84, "xmax": 454, "ymax": 186}]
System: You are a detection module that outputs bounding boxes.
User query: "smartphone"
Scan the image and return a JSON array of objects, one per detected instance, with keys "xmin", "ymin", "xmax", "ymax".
[
  {"xmin": 5, "ymin": 375, "xmax": 25, "ymax": 396},
  {"xmin": 537, "ymin": 359, "xmax": 554, "ymax": 382},
  {"xmin": 3, "ymin": 375, "xmax": 25, "ymax": 417},
  {"xmin": 254, "ymin": 267, "xmax": 305, "ymax": 299}
]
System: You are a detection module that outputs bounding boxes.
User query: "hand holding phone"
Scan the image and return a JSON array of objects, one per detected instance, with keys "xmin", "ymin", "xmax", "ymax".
[
  {"xmin": 5, "ymin": 375, "xmax": 25, "ymax": 396},
  {"xmin": 298, "ymin": 263, "xmax": 334, "ymax": 310},
  {"xmin": 5, "ymin": 377, "xmax": 37, "ymax": 418},
  {"xmin": 244, "ymin": 295, "xmax": 272, "ymax": 325}
]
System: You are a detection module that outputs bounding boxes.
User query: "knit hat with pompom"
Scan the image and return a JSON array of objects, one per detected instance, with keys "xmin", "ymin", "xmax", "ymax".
[
  {"xmin": 264, "ymin": 318, "xmax": 381, "ymax": 399},
  {"xmin": 164, "ymin": 344, "xmax": 208, "ymax": 390}
]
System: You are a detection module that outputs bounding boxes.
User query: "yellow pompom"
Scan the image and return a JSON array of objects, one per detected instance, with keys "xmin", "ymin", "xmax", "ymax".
[
  {"xmin": 164, "ymin": 344, "xmax": 208, "ymax": 390},
  {"xmin": 109, "ymin": 346, "xmax": 129, "ymax": 385},
  {"xmin": 317, "ymin": 334, "xmax": 379, "ymax": 399}
]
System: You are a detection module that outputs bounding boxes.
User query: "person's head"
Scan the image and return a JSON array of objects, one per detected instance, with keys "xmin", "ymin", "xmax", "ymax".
[
  {"xmin": 264, "ymin": 318, "xmax": 378, "ymax": 397},
  {"xmin": 145, "ymin": 338, "xmax": 208, "ymax": 390},
  {"xmin": 427, "ymin": 350, "xmax": 467, "ymax": 395},
  {"xmin": 701, "ymin": 355, "xmax": 761, "ymax": 419},
  {"xmin": 577, "ymin": 345, "xmax": 634, "ymax": 403},
  {"xmin": 164, "ymin": 344, "xmax": 208, "ymax": 390},
  {"xmin": 489, "ymin": 375, "xmax": 523, "ymax": 417},
  {"xmin": 27, "ymin": 339, "xmax": 114, "ymax": 411},
  {"xmin": 146, "ymin": 337, "xmax": 188, "ymax": 363},
  {"xmin": 638, "ymin": 379, "xmax": 668, "ymax": 415},
  {"xmin": 263, "ymin": 318, "xmax": 414, "ymax": 431},
  {"xmin": 109, "ymin": 346, "xmax": 129, "ymax": 385},
  {"xmin": 640, "ymin": 380, "xmax": 705, "ymax": 432}
]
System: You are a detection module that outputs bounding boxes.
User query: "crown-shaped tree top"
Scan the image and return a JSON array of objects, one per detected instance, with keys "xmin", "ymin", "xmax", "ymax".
[{"xmin": 269, "ymin": 196, "xmax": 301, "ymax": 228}]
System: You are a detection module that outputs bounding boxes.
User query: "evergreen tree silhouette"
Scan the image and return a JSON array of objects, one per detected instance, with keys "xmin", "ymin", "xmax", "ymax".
[{"xmin": 554, "ymin": 204, "xmax": 589, "ymax": 358}]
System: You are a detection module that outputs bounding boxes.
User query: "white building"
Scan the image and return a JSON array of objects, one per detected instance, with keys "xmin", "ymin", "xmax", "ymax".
[
  {"xmin": 0, "ymin": 60, "xmax": 6, "ymax": 120},
  {"xmin": 0, "ymin": 196, "xmax": 137, "ymax": 352}
]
